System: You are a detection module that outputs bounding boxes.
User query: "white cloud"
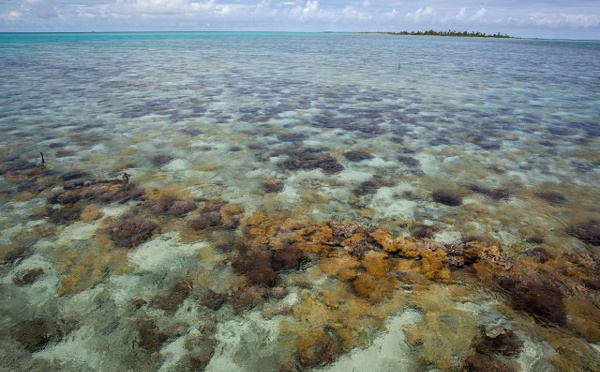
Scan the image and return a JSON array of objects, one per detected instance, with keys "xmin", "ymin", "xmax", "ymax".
[
  {"xmin": 454, "ymin": 7, "xmax": 486, "ymax": 22},
  {"xmin": 531, "ymin": 13, "xmax": 600, "ymax": 28},
  {"xmin": 1, "ymin": 10, "xmax": 22, "ymax": 21},
  {"xmin": 406, "ymin": 6, "xmax": 436, "ymax": 22},
  {"xmin": 108, "ymin": 0, "xmax": 219, "ymax": 17},
  {"xmin": 468, "ymin": 7, "xmax": 486, "ymax": 22}
]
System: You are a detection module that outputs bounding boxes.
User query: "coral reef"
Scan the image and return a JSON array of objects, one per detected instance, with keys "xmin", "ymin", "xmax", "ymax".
[
  {"xmin": 106, "ymin": 217, "xmax": 160, "ymax": 248},
  {"xmin": 432, "ymin": 189, "xmax": 463, "ymax": 206}
]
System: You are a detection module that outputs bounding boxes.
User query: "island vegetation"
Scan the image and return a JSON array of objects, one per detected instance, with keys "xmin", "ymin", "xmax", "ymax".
[{"xmin": 368, "ymin": 30, "xmax": 513, "ymax": 38}]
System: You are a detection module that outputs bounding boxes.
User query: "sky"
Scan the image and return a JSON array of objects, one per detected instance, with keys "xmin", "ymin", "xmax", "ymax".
[{"xmin": 0, "ymin": 0, "xmax": 599, "ymax": 39}]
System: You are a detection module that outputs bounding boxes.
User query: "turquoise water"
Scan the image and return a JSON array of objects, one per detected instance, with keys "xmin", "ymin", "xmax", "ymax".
[{"xmin": 1, "ymin": 32, "xmax": 599, "ymax": 371}]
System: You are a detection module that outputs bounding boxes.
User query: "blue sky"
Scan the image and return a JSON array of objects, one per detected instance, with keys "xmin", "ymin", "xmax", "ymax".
[{"xmin": 1, "ymin": 0, "xmax": 599, "ymax": 39}]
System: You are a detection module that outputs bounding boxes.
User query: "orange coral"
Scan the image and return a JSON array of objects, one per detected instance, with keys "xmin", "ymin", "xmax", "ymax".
[
  {"xmin": 219, "ymin": 203, "xmax": 245, "ymax": 227},
  {"xmin": 319, "ymin": 252, "xmax": 361, "ymax": 282},
  {"xmin": 361, "ymin": 251, "xmax": 392, "ymax": 279},
  {"xmin": 369, "ymin": 229, "xmax": 397, "ymax": 252},
  {"xmin": 352, "ymin": 273, "xmax": 395, "ymax": 302},
  {"xmin": 420, "ymin": 249, "xmax": 451, "ymax": 283}
]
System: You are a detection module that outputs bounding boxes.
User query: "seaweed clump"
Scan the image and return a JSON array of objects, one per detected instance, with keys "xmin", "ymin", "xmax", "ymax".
[
  {"xmin": 262, "ymin": 178, "xmax": 284, "ymax": 193},
  {"xmin": 352, "ymin": 177, "xmax": 395, "ymax": 197},
  {"xmin": 432, "ymin": 189, "xmax": 463, "ymax": 206},
  {"xmin": 466, "ymin": 184, "xmax": 510, "ymax": 200},
  {"xmin": 497, "ymin": 274, "xmax": 566, "ymax": 325},
  {"xmin": 565, "ymin": 219, "xmax": 600, "ymax": 245},
  {"xmin": 10, "ymin": 318, "xmax": 68, "ymax": 352},
  {"xmin": 464, "ymin": 328, "xmax": 523, "ymax": 372},
  {"xmin": 536, "ymin": 191, "xmax": 567, "ymax": 205},
  {"xmin": 12, "ymin": 268, "xmax": 44, "ymax": 286},
  {"xmin": 189, "ymin": 202, "xmax": 244, "ymax": 232},
  {"xmin": 411, "ymin": 223, "xmax": 440, "ymax": 239},
  {"xmin": 343, "ymin": 150, "xmax": 374, "ymax": 162},
  {"xmin": 143, "ymin": 195, "xmax": 197, "ymax": 217},
  {"xmin": 136, "ymin": 318, "xmax": 168, "ymax": 351},
  {"xmin": 278, "ymin": 152, "xmax": 344, "ymax": 174},
  {"xmin": 152, "ymin": 281, "xmax": 194, "ymax": 313},
  {"xmin": 151, "ymin": 154, "xmax": 174, "ymax": 167},
  {"xmin": 106, "ymin": 217, "xmax": 160, "ymax": 248}
]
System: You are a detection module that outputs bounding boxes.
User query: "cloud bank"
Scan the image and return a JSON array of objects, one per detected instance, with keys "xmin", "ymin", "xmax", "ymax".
[{"xmin": 1, "ymin": 0, "xmax": 599, "ymax": 39}]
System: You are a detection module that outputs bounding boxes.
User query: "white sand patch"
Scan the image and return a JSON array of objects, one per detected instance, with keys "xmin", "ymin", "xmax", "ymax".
[
  {"xmin": 159, "ymin": 332, "xmax": 190, "ymax": 372},
  {"xmin": 34, "ymin": 324, "xmax": 104, "ymax": 370},
  {"xmin": 363, "ymin": 157, "xmax": 398, "ymax": 168},
  {"xmin": 206, "ymin": 311, "xmax": 282, "ymax": 372},
  {"xmin": 59, "ymin": 286, "xmax": 106, "ymax": 316},
  {"xmin": 516, "ymin": 336, "xmax": 557, "ymax": 371},
  {"xmin": 434, "ymin": 229, "xmax": 462, "ymax": 243},
  {"xmin": 128, "ymin": 233, "xmax": 207, "ymax": 273},
  {"xmin": 100, "ymin": 204, "xmax": 130, "ymax": 217},
  {"xmin": 371, "ymin": 186, "xmax": 419, "ymax": 220},
  {"xmin": 337, "ymin": 168, "xmax": 373, "ymax": 183},
  {"xmin": 163, "ymin": 158, "xmax": 189, "ymax": 171},
  {"xmin": 416, "ymin": 153, "xmax": 441, "ymax": 175},
  {"xmin": 321, "ymin": 309, "xmax": 422, "ymax": 372},
  {"xmin": 55, "ymin": 222, "xmax": 99, "ymax": 245},
  {"xmin": 278, "ymin": 185, "xmax": 300, "ymax": 202}
]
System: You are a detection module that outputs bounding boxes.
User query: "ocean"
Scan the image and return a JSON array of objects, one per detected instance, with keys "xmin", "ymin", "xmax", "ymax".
[{"xmin": 1, "ymin": 32, "xmax": 599, "ymax": 371}]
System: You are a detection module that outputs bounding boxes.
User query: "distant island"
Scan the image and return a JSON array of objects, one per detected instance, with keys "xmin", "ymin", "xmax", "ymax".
[{"xmin": 368, "ymin": 30, "xmax": 513, "ymax": 38}]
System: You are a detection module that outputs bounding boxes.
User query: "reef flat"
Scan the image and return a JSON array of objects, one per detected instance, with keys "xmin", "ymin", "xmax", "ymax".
[{"xmin": 1, "ymin": 32, "xmax": 599, "ymax": 371}]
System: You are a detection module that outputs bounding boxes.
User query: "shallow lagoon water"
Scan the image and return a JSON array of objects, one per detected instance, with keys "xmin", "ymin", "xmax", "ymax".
[{"xmin": 1, "ymin": 32, "xmax": 599, "ymax": 371}]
